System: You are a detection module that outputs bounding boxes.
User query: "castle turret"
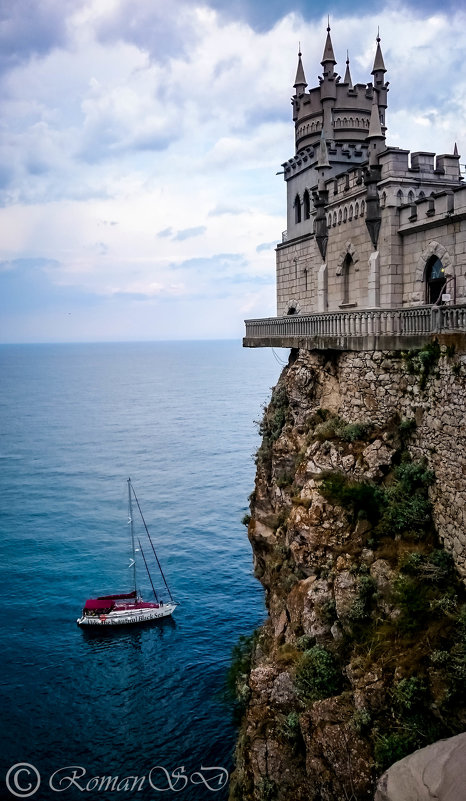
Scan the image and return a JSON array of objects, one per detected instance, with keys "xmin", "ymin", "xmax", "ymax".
[
  {"xmin": 372, "ymin": 31, "xmax": 389, "ymax": 132},
  {"xmin": 343, "ymin": 51, "xmax": 353, "ymax": 89},
  {"xmin": 293, "ymin": 47, "xmax": 307, "ymax": 96},
  {"xmin": 319, "ymin": 23, "xmax": 337, "ymax": 141}
]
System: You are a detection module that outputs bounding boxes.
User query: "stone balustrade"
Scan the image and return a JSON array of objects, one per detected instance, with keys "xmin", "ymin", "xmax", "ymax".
[{"xmin": 244, "ymin": 305, "xmax": 466, "ymax": 351}]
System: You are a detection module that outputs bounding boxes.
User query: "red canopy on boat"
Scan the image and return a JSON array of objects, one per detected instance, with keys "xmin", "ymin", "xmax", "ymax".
[
  {"xmin": 84, "ymin": 599, "xmax": 115, "ymax": 610},
  {"xmin": 97, "ymin": 591, "xmax": 137, "ymax": 600}
]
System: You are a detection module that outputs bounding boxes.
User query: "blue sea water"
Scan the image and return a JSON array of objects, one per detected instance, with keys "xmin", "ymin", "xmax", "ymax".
[{"xmin": 0, "ymin": 341, "xmax": 284, "ymax": 801}]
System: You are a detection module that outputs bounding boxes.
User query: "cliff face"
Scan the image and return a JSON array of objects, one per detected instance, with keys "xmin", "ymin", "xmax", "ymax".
[{"xmin": 230, "ymin": 345, "xmax": 466, "ymax": 801}]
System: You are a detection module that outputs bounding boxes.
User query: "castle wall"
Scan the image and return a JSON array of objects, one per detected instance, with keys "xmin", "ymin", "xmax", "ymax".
[{"xmin": 277, "ymin": 174, "xmax": 466, "ymax": 318}]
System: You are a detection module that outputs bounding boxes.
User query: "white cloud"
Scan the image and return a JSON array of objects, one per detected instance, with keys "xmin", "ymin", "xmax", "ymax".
[{"xmin": 0, "ymin": 1, "xmax": 465, "ymax": 341}]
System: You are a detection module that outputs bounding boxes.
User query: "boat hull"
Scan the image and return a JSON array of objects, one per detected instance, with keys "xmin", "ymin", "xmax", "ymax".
[{"xmin": 77, "ymin": 603, "xmax": 177, "ymax": 626}]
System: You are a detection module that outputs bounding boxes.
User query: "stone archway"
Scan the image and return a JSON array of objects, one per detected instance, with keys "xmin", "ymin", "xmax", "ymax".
[
  {"xmin": 413, "ymin": 241, "xmax": 453, "ymax": 304},
  {"xmin": 336, "ymin": 241, "xmax": 359, "ymax": 276}
]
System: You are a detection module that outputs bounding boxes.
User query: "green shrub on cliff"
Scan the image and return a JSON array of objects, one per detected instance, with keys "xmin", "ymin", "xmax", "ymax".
[
  {"xmin": 295, "ymin": 646, "xmax": 342, "ymax": 701},
  {"xmin": 255, "ymin": 384, "xmax": 289, "ymax": 471},
  {"xmin": 318, "ymin": 471, "xmax": 384, "ymax": 523},
  {"xmin": 227, "ymin": 632, "xmax": 257, "ymax": 712}
]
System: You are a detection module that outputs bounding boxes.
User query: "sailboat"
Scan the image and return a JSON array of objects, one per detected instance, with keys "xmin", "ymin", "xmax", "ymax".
[{"xmin": 77, "ymin": 478, "xmax": 178, "ymax": 626}]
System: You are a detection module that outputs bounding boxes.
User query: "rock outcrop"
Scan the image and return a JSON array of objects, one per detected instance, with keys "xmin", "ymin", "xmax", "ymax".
[
  {"xmin": 375, "ymin": 732, "xmax": 466, "ymax": 801},
  {"xmin": 230, "ymin": 345, "xmax": 466, "ymax": 801}
]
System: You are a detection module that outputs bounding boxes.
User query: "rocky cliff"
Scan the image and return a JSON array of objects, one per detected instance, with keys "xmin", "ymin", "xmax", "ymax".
[{"xmin": 230, "ymin": 344, "xmax": 466, "ymax": 801}]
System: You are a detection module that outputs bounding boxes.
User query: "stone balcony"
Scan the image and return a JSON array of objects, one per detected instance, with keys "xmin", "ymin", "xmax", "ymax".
[{"xmin": 243, "ymin": 305, "xmax": 466, "ymax": 352}]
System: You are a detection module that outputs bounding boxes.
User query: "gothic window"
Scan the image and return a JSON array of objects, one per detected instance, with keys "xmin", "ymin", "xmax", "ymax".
[
  {"xmin": 294, "ymin": 194, "xmax": 302, "ymax": 224},
  {"xmin": 408, "ymin": 190, "xmax": 415, "ymax": 203},
  {"xmin": 355, "ymin": 202, "xmax": 359, "ymax": 219},
  {"xmin": 381, "ymin": 191, "xmax": 386, "ymax": 208},
  {"xmin": 425, "ymin": 256, "xmax": 446, "ymax": 304},
  {"xmin": 361, "ymin": 200, "xmax": 365, "ymax": 215},
  {"xmin": 328, "ymin": 214, "xmax": 332, "ymax": 227},
  {"xmin": 349, "ymin": 205, "xmax": 353, "ymax": 221},
  {"xmin": 343, "ymin": 207, "xmax": 348, "ymax": 223},
  {"xmin": 349, "ymin": 117, "xmax": 354, "ymax": 127},
  {"xmin": 338, "ymin": 209, "xmax": 342, "ymax": 225},
  {"xmin": 342, "ymin": 253, "xmax": 353, "ymax": 304},
  {"xmin": 332, "ymin": 212, "xmax": 337, "ymax": 227},
  {"xmin": 396, "ymin": 189, "xmax": 403, "ymax": 207},
  {"xmin": 419, "ymin": 191, "xmax": 425, "ymax": 199},
  {"xmin": 303, "ymin": 190, "xmax": 311, "ymax": 220}
]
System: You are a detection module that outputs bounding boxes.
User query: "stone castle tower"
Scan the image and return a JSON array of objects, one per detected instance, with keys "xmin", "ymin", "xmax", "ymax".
[{"xmin": 244, "ymin": 25, "xmax": 466, "ymax": 350}]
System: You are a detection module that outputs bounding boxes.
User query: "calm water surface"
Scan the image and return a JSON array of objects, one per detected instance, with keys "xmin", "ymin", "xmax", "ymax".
[{"xmin": 0, "ymin": 341, "xmax": 284, "ymax": 800}]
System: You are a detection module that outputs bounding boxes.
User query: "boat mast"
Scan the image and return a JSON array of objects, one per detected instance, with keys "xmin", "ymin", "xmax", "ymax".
[
  {"xmin": 127, "ymin": 478, "xmax": 137, "ymax": 596},
  {"xmin": 130, "ymin": 482, "xmax": 174, "ymax": 603}
]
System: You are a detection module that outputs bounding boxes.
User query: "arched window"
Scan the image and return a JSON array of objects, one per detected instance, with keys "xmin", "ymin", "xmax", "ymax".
[
  {"xmin": 381, "ymin": 191, "xmax": 386, "ymax": 208},
  {"xmin": 419, "ymin": 191, "xmax": 425, "ymax": 199},
  {"xmin": 396, "ymin": 189, "xmax": 403, "ymax": 207},
  {"xmin": 332, "ymin": 212, "xmax": 337, "ymax": 227},
  {"xmin": 354, "ymin": 202, "xmax": 359, "ymax": 219},
  {"xmin": 361, "ymin": 200, "xmax": 365, "ymax": 215},
  {"xmin": 343, "ymin": 253, "xmax": 352, "ymax": 304},
  {"xmin": 425, "ymin": 256, "xmax": 446, "ymax": 304},
  {"xmin": 294, "ymin": 194, "xmax": 301, "ymax": 224},
  {"xmin": 349, "ymin": 205, "xmax": 353, "ymax": 221},
  {"xmin": 328, "ymin": 214, "xmax": 332, "ymax": 227},
  {"xmin": 408, "ymin": 190, "xmax": 415, "ymax": 203},
  {"xmin": 343, "ymin": 207, "xmax": 348, "ymax": 223},
  {"xmin": 303, "ymin": 190, "xmax": 311, "ymax": 220},
  {"xmin": 338, "ymin": 209, "xmax": 342, "ymax": 225}
]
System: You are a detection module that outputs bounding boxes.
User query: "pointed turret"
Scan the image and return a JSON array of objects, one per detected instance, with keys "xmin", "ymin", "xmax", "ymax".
[
  {"xmin": 343, "ymin": 51, "xmax": 353, "ymax": 89},
  {"xmin": 293, "ymin": 46, "xmax": 307, "ymax": 95},
  {"xmin": 368, "ymin": 92, "xmax": 384, "ymax": 140},
  {"xmin": 372, "ymin": 30, "xmax": 389, "ymax": 133},
  {"xmin": 320, "ymin": 21, "xmax": 337, "ymax": 141},
  {"xmin": 318, "ymin": 133, "xmax": 331, "ymax": 170},
  {"xmin": 321, "ymin": 20, "xmax": 336, "ymax": 67},
  {"xmin": 372, "ymin": 31, "xmax": 386, "ymax": 74},
  {"xmin": 454, "ymin": 142, "xmax": 459, "ymax": 157}
]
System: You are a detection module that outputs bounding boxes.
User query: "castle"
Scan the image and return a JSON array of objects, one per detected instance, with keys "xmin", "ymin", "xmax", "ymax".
[{"xmin": 244, "ymin": 26, "xmax": 466, "ymax": 351}]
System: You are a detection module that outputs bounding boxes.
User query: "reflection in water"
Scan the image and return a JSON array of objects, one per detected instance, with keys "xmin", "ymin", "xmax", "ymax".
[{"xmin": 80, "ymin": 615, "xmax": 176, "ymax": 649}]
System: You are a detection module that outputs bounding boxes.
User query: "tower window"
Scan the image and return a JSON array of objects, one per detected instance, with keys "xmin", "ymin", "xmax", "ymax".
[
  {"xmin": 303, "ymin": 190, "xmax": 311, "ymax": 220},
  {"xmin": 425, "ymin": 256, "xmax": 446, "ymax": 304},
  {"xmin": 294, "ymin": 194, "xmax": 301, "ymax": 224},
  {"xmin": 343, "ymin": 253, "xmax": 353, "ymax": 304}
]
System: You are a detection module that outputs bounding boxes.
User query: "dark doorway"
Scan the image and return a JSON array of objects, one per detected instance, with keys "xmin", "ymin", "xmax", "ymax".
[{"xmin": 426, "ymin": 256, "xmax": 445, "ymax": 304}]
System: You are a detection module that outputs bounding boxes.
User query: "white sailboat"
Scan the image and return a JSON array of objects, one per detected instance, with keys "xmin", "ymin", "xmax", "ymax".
[{"xmin": 77, "ymin": 478, "xmax": 178, "ymax": 626}]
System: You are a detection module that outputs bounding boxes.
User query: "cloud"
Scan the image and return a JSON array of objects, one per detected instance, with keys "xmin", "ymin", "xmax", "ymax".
[
  {"xmin": 208, "ymin": 204, "xmax": 245, "ymax": 217},
  {"xmin": 173, "ymin": 226, "xmax": 207, "ymax": 242},
  {"xmin": 256, "ymin": 241, "xmax": 276, "ymax": 252},
  {"xmin": 0, "ymin": 1, "xmax": 465, "ymax": 342},
  {"xmin": 0, "ymin": 0, "xmax": 80, "ymax": 73}
]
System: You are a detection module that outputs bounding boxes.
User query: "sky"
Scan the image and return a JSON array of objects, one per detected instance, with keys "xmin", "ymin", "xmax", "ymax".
[{"xmin": 0, "ymin": 0, "xmax": 465, "ymax": 343}]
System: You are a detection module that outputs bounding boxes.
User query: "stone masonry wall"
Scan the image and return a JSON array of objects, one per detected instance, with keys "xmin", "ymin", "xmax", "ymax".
[{"xmin": 304, "ymin": 345, "xmax": 466, "ymax": 577}]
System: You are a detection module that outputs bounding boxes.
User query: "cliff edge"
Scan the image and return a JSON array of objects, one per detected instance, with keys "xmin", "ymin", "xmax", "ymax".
[{"xmin": 230, "ymin": 344, "xmax": 466, "ymax": 801}]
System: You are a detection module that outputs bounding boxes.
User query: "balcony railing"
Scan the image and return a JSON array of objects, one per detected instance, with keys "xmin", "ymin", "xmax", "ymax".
[{"xmin": 244, "ymin": 305, "xmax": 466, "ymax": 349}]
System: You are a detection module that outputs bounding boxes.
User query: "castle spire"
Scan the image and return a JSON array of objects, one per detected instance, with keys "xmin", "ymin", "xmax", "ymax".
[
  {"xmin": 321, "ymin": 19, "xmax": 336, "ymax": 66},
  {"xmin": 344, "ymin": 51, "xmax": 353, "ymax": 88},
  {"xmin": 367, "ymin": 92, "xmax": 384, "ymax": 141},
  {"xmin": 372, "ymin": 29, "xmax": 386, "ymax": 76},
  {"xmin": 293, "ymin": 45, "xmax": 308, "ymax": 94}
]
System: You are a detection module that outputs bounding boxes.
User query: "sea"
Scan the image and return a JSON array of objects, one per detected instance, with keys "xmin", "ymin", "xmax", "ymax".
[{"xmin": 0, "ymin": 341, "xmax": 285, "ymax": 801}]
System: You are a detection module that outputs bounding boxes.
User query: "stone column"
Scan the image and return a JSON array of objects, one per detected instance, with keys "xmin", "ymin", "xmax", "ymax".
[
  {"xmin": 318, "ymin": 263, "xmax": 328, "ymax": 312},
  {"xmin": 368, "ymin": 251, "xmax": 380, "ymax": 307}
]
